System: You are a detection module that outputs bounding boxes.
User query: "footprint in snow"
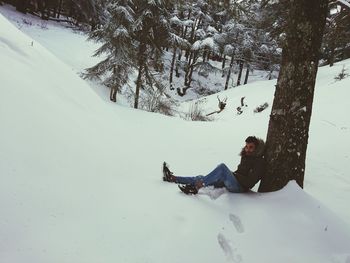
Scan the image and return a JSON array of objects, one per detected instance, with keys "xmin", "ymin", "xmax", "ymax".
[
  {"xmin": 217, "ymin": 233, "xmax": 242, "ymax": 263},
  {"xmin": 229, "ymin": 213, "xmax": 244, "ymax": 233}
]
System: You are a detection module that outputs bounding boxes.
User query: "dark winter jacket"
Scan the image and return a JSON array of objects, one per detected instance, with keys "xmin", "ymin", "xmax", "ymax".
[{"xmin": 233, "ymin": 138, "xmax": 266, "ymax": 191}]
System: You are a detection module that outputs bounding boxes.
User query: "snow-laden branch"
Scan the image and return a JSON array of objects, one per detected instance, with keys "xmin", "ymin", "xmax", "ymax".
[
  {"xmin": 169, "ymin": 16, "xmax": 182, "ymax": 26},
  {"xmin": 338, "ymin": 0, "xmax": 350, "ymax": 8},
  {"xmin": 169, "ymin": 33, "xmax": 190, "ymax": 48},
  {"xmin": 192, "ymin": 37, "xmax": 218, "ymax": 53}
]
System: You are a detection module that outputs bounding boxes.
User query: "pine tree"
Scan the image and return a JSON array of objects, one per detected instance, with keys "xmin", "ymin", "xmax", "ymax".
[
  {"xmin": 242, "ymin": 2, "xmax": 281, "ymax": 82},
  {"xmin": 215, "ymin": 1, "xmax": 259, "ymax": 89},
  {"xmin": 84, "ymin": 0, "xmax": 135, "ymax": 102},
  {"xmin": 168, "ymin": 4, "xmax": 192, "ymax": 89},
  {"xmin": 322, "ymin": 1, "xmax": 350, "ymax": 66},
  {"xmin": 176, "ymin": 0, "xmax": 219, "ymax": 95},
  {"xmin": 85, "ymin": 0, "xmax": 170, "ymax": 107},
  {"xmin": 168, "ymin": 14, "xmax": 190, "ymax": 89},
  {"xmin": 130, "ymin": 0, "xmax": 170, "ymax": 108},
  {"xmin": 220, "ymin": 21, "xmax": 245, "ymax": 89},
  {"xmin": 68, "ymin": 0, "xmax": 106, "ymax": 29}
]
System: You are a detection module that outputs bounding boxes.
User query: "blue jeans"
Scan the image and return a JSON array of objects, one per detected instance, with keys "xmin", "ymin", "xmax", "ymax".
[{"xmin": 175, "ymin": 163, "xmax": 243, "ymax": 193}]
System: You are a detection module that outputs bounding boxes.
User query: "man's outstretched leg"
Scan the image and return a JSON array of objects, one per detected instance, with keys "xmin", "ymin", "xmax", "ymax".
[
  {"xmin": 174, "ymin": 163, "xmax": 232, "ymax": 186},
  {"xmin": 163, "ymin": 163, "xmax": 243, "ymax": 194},
  {"xmin": 199, "ymin": 163, "xmax": 242, "ymax": 193},
  {"xmin": 163, "ymin": 162, "xmax": 201, "ymax": 185}
]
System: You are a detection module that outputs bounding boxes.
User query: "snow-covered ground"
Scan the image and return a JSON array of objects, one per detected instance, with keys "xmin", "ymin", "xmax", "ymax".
[{"xmin": 1, "ymin": 4, "xmax": 350, "ymax": 263}]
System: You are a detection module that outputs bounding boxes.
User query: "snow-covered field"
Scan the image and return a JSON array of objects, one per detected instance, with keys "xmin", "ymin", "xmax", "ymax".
[{"xmin": 1, "ymin": 4, "xmax": 350, "ymax": 263}]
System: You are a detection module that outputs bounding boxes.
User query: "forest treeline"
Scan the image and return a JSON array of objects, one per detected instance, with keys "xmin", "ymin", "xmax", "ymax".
[{"xmin": 2, "ymin": 0, "xmax": 349, "ymax": 109}]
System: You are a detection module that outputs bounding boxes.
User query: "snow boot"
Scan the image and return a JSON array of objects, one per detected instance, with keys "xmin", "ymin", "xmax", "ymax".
[
  {"xmin": 178, "ymin": 184, "xmax": 198, "ymax": 195},
  {"xmin": 163, "ymin": 162, "xmax": 176, "ymax": 182}
]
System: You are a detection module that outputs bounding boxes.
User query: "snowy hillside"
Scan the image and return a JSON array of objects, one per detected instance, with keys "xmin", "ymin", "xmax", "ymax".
[{"xmin": 1, "ymin": 6, "xmax": 350, "ymax": 263}]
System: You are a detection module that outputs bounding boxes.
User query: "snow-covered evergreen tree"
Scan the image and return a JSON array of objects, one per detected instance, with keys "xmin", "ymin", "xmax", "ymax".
[
  {"xmin": 85, "ymin": 0, "xmax": 171, "ymax": 108},
  {"xmin": 322, "ymin": 1, "xmax": 350, "ymax": 66},
  {"xmin": 217, "ymin": 1, "xmax": 281, "ymax": 89},
  {"xmin": 82, "ymin": 0, "xmax": 283, "ymax": 103},
  {"xmin": 176, "ymin": 0, "xmax": 220, "ymax": 95},
  {"xmin": 168, "ymin": 11, "xmax": 190, "ymax": 89},
  {"xmin": 84, "ymin": 0, "xmax": 135, "ymax": 102},
  {"xmin": 130, "ymin": 0, "xmax": 170, "ymax": 108}
]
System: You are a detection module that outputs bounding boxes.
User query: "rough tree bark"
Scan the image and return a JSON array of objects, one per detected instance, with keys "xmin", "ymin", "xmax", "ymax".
[
  {"xmin": 134, "ymin": 64, "xmax": 143, "ymax": 109},
  {"xmin": 169, "ymin": 47, "xmax": 177, "ymax": 88},
  {"xmin": 244, "ymin": 63, "xmax": 250, "ymax": 85},
  {"xmin": 184, "ymin": 51, "xmax": 198, "ymax": 88},
  {"xmin": 57, "ymin": 0, "xmax": 63, "ymax": 18},
  {"xmin": 224, "ymin": 55, "xmax": 234, "ymax": 90},
  {"xmin": 180, "ymin": 10, "xmax": 191, "ymax": 61},
  {"xmin": 134, "ymin": 43, "xmax": 146, "ymax": 109},
  {"xmin": 258, "ymin": 0, "xmax": 328, "ymax": 192},
  {"xmin": 222, "ymin": 55, "xmax": 226, "ymax": 70},
  {"xmin": 202, "ymin": 50, "xmax": 207, "ymax": 62},
  {"xmin": 110, "ymin": 88, "xmax": 117, "ymax": 102},
  {"xmin": 236, "ymin": 60, "xmax": 244, "ymax": 86},
  {"xmin": 110, "ymin": 66, "xmax": 118, "ymax": 102}
]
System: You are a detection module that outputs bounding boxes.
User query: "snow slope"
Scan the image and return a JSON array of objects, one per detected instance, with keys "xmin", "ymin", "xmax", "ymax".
[{"xmin": 1, "ymin": 7, "xmax": 350, "ymax": 263}]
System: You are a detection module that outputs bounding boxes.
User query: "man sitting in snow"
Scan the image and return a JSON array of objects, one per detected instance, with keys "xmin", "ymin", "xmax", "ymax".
[{"xmin": 163, "ymin": 136, "xmax": 266, "ymax": 194}]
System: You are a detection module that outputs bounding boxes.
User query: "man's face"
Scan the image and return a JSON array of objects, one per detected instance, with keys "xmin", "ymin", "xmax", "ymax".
[{"xmin": 244, "ymin": 142, "xmax": 256, "ymax": 156}]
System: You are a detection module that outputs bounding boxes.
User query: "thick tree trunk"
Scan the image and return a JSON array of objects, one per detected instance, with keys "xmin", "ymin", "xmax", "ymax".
[
  {"xmin": 186, "ymin": 51, "xmax": 198, "ymax": 88},
  {"xmin": 187, "ymin": 50, "xmax": 194, "ymax": 64},
  {"xmin": 328, "ymin": 45, "xmax": 335, "ymax": 67},
  {"xmin": 202, "ymin": 50, "xmax": 207, "ymax": 62},
  {"xmin": 180, "ymin": 51, "xmax": 198, "ymax": 95},
  {"xmin": 178, "ymin": 26, "xmax": 187, "ymax": 61},
  {"xmin": 258, "ymin": 0, "xmax": 328, "ymax": 192},
  {"xmin": 244, "ymin": 64, "xmax": 250, "ymax": 85},
  {"xmin": 110, "ymin": 88, "xmax": 117, "ymax": 102},
  {"xmin": 39, "ymin": 0, "xmax": 50, "ymax": 20},
  {"xmin": 186, "ymin": 54, "xmax": 197, "ymax": 87},
  {"xmin": 177, "ymin": 49, "xmax": 182, "ymax": 61},
  {"xmin": 181, "ymin": 10, "xmax": 191, "ymax": 52},
  {"xmin": 185, "ymin": 17, "xmax": 200, "ymax": 61},
  {"xmin": 57, "ymin": 0, "xmax": 63, "ymax": 18},
  {"xmin": 134, "ymin": 65, "xmax": 143, "ymax": 109},
  {"xmin": 175, "ymin": 60, "xmax": 180, "ymax": 78},
  {"xmin": 177, "ymin": 87, "xmax": 191, "ymax": 96},
  {"xmin": 222, "ymin": 55, "xmax": 226, "ymax": 70},
  {"xmin": 224, "ymin": 55, "xmax": 234, "ymax": 90},
  {"xmin": 236, "ymin": 60, "xmax": 244, "ymax": 86},
  {"xmin": 134, "ymin": 44, "xmax": 146, "ymax": 109},
  {"xmin": 185, "ymin": 48, "xmax": 190, "ymax": 61},
  {"xmin": 169, "ymin": 47, "xmax": 177, "ymax": 89},
  {"xmin": 268, "ymin": 69, "xmax": 273, "ymax": 80},
  {"xmin": 184, "ymin": 51, "xmax": 194, "ymax": 86},
  {"xmin": 110, "ymin": 66, "xmax": 118, "ymax": 102}
]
